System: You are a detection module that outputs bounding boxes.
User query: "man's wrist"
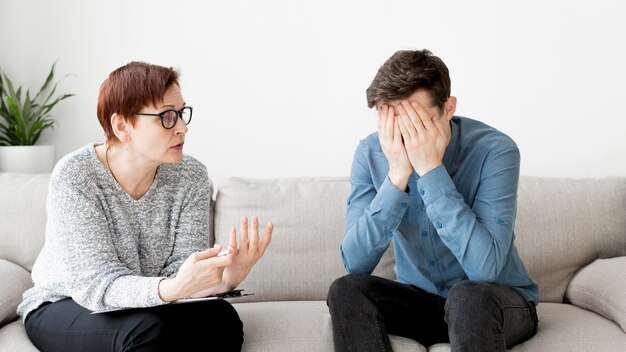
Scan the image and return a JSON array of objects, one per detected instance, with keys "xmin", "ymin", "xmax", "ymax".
[
  {"xmin": 388, "ymin": 169, "xmax": 411, "ymax": 192},
  {"xmin": 416, "ymin": 162, "xmax": 442, "ymax": 177}
]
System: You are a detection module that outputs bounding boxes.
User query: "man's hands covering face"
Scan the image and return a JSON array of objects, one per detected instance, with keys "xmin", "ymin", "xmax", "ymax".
[
  {"xmin": 396, "ymin": 100, "xmax": 452, "ymax": 177},
  {"xmin": 378, "ymin": 101, "xmax": 452, "ymax": 190}
]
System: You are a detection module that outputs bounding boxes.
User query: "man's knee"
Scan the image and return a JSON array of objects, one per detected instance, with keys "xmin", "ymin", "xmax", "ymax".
[
  {"xmin": 327, "ymin": 273, "xmax": 373, "ymax": 308},
  {"xmin": 445, "ymin": 281, "xmax": 502, "ymax": 323}
]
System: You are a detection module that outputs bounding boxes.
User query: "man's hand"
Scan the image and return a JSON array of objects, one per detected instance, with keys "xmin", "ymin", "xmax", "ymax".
[
  {"xmin": 378, "ymin": 104, "xmax": 412, "ymax": 191},
  {"xmin": 396, "ymin": 100, "xmax": 451, "ymax": 176}
]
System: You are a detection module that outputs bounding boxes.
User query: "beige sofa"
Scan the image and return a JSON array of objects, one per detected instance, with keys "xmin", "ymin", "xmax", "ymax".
[{"xmin": 1, "ymin": 172, "xmax": 625, "ymax": 351}]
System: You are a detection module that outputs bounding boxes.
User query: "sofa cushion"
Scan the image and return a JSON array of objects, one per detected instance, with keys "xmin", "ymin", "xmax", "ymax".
[
  {"xmin": 514, "ymin": 177, "xmax": 626, "ymax": 303},
  {"xmin": 0, "ymin": 173, "xmax": 50, "ymax": 272},
  {"xmin": 233, "ymin": 300, "xmax": 425, "ymax": 352},
  {"xmin": 0, "ymin": 320, "xmax": 39, "ymax": 352},
  {"xmin": 565, "ymin": 257, "xmax": 626, "ymax": 333},
  {"xmin": 427, "ymin": 303, "xmax": 626, "ymax": 351},
  {"xmin": 214, "ymin": 177, "xmax": 395, "ymax": 302},
  {"xmin": 0, "ymin": 259, "xmax": 33, "ymax": 327}
]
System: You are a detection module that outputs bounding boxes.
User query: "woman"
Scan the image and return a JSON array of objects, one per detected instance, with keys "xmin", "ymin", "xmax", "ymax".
[{"xmin": 17, "ymin": 61, "xmax": 272, "ymax": 351}]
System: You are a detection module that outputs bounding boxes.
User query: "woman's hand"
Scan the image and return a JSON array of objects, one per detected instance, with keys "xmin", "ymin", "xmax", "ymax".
[
  {"xmin": 158, "ymin": 245, "xmax": 234, "ymax": 302},
  {"xmin": 220, "ymin": 216, "xmax": 273, "ymax": 291}
]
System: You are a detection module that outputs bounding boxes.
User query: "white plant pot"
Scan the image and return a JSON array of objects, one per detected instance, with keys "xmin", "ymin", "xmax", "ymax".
[{"xmin": 0, "ymin": 145, "xmax": 55, "ymax": 173}]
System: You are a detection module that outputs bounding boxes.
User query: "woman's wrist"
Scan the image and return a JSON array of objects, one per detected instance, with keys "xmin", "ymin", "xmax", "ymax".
[
  {"xmin": 189, "ymin": 281, "xmax": 234, "ymax": 298},
  {"xmin": 158, "ymin": 277, "xmax": 183, "ymax": 302}
]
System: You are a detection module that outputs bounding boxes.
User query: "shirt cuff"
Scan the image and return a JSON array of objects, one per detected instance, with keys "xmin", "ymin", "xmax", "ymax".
[
  {"xmin": 416, "ymin": 165, "xmax": 456, "ymax": 205},
  {"xmin": 370, "ymin": 176, "xmax": 411, "ymax": 218}
]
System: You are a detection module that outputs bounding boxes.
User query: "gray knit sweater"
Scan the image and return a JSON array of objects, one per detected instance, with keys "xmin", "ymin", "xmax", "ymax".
[{"xmin": 17, "ymin": 144, "xmax": 212, "ymax": 318}]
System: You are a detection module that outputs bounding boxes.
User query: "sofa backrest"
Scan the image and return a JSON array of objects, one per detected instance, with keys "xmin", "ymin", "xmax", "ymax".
[
  {"xmin": 0, "ymin": 173, "xmax": 50, "ymax": 272},
  {"xmin": 514, "ymin": 176, "xmax": 626, "ymax": 302},
  {"xmin": 214, "ymin": 176, "xmax": 626, "ymax": 303}
]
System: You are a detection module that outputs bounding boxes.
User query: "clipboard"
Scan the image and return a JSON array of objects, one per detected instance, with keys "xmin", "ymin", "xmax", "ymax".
[{"xmin": 91, "ymin": 289, "xmax": 253, "ymax": 314}]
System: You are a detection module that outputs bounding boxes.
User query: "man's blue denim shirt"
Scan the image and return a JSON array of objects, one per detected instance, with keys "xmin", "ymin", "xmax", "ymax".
[{"xmin": 341, "ymin": 116, "xmax": 539, "ymax": 304}]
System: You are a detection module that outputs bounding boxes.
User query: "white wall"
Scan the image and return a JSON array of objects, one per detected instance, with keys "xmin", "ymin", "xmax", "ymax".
[{"xmin": 1, "ymin": 0, "xmax": 625, "ymax": 187}]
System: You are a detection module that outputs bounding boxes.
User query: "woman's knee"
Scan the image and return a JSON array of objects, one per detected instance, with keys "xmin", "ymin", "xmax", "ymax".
[
  {"xmin": 201, "ymin": 300, "xmax": 244, "ymax": 350},
  {"xmin": 126, "ymin": 302, "xmax": 243, "ymax": 351}
]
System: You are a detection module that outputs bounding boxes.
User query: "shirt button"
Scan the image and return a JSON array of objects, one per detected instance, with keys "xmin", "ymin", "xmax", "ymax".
[
  {"xmin": 421, "ymin": 231, "xmax": 428, "ymax": 237},
  {"xmin": 439, "ymin": 286, "xmax": 446, "ymax": 292},
  {"xmin": 401, "ymin": 202, "xmax": 408, "ymax": 208},
  {"xmin": 419, "ymin": 190, "xmax": 425, "ymax": 196},
  {"xmin": 386, "ymin": 232, "xmax": 393, "ymax": 238},
  {"xmin": 436, "ymin": 222, "xmax": 443, "ymax": 229},
  {"xmin": 429, "ymin": 260, "xmax": 436, "ymax": 267}
]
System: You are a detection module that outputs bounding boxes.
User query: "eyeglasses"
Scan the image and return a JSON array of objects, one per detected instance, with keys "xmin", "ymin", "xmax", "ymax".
[{"xmin": 135, "ymin": 106, "xmax": 193, "ymax": 129}]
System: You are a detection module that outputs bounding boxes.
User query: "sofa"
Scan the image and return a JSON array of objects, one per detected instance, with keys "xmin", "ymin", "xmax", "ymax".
[{"xmin": 1, "ymin": 172, "xmax": 625, "ymax": 351}]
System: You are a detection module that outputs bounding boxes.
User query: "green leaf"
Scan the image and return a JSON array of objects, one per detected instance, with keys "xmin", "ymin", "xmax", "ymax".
[
  {"xmin": 2, "ymin": 73, "xmax": 17, "ymax": 99},
  {"xmin": 0, "ymin": 63, "xmax": 73, "ymax": 145},
  {"xmin": 4, "ymin": 96, "xmax": 26, "ymax": 144},
  {"xmin": 23, "ymin": 90, "xmax": 32, "ymax": 125},
  {"xmin": 0, "ymin": 135, "xmax": 12, "ymax": 146},
  {"xmin": 34, "ymin": 63, "xmax": 56, "ymax": 102},
  {"xmin": 4, "ymin": 96, "xmax": 22, "ymax": 121}
]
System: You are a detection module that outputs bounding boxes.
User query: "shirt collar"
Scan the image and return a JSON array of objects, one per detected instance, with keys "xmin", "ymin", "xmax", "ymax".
[{"xmin": 443, "ymin": 116, "xmax": 460, "ymax": 167}]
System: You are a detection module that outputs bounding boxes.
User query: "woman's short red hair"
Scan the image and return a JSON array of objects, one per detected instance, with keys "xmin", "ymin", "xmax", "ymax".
[{"xmin": 97, "ymin": 61, "xmax": 179, "ymax": 143}]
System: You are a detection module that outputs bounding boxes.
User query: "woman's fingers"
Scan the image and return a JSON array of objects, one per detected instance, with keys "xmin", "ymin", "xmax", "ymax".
[
  {"xmin": 229, "ymin": 226, "xmax": 238, "ymax": 251},
  {"xmin": 240, "ymin": 216, "xmax": 249, "ymax": 244},
  {"xmin": 249, "ymin": 216, "xmax": 259, "ymax": 249},
  {"xmin": 192, "ymin": 246, "xmax": 222, "ymax": 261},
  {"xmin": 259, "ymin": 223, "xmax": 273, "ymax": 255},
  {"xmin": 231, "ymin": 216, "xmax": 272, "ymax": 258}
]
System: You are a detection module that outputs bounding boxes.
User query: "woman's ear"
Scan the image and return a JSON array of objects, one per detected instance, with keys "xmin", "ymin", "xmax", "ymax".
[
  {"xmin": 443, "ymin": 96, "xmax": 457, "ymax": 121},
  {"xmin": 110, "ymin": 113, "xmax": 130, "ymax": 143}
]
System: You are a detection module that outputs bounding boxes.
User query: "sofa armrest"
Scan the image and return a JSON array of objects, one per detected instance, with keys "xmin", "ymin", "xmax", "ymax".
[
  {"xmin": 0, "ymin": 259, "xmax": 32, "ymax": 327},
  {"xmin": 565, "ymin": 256, "xmax": 626, "ymax": 332}
]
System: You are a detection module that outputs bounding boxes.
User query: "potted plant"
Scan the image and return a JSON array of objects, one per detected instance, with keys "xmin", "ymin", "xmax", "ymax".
[{"xmin": 0, "ymin": 63, "xmax": 73, "ymax": 173}]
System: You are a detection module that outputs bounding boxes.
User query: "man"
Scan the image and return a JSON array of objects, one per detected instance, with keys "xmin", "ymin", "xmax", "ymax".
[{"xmin": 327, "ymin": 49, "xmax": 539, "ymax": 352}]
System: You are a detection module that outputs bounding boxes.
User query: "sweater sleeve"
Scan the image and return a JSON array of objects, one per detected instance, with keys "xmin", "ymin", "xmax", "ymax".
[
  {"xmin": 159, "ymin": 168, "xmax": 212, "ymax": 278},
  {"xmin": 38, "ymin": 172, "xmax": 167, "ymax": 311}
]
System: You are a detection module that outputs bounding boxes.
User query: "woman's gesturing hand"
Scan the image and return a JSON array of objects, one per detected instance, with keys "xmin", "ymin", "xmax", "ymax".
[{"xmin": 220, "ymin": 216, "xmax": 273, "ymax": 291}]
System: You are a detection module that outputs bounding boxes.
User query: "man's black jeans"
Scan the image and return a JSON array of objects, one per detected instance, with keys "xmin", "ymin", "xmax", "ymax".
[{"xmin": 327, "ymin": 273, "xmax": 538, "ymax": 352}]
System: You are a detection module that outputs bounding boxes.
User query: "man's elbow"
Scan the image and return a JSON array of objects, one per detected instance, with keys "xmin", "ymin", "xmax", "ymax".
[
  {"xmin": 340, "ymin": 248, "xmax": 373, "ymax": 275},
  {"xmin": 466, "ymin": 266, "xmax": 499, "ymax": 283}
]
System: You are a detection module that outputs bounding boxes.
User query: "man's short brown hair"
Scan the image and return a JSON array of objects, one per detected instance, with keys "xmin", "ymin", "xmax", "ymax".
[
  {"xmin": 97, "ymin": 61, "xmax": 179, "ymax": 143},
  {"xmin": 366, "ymin": 49, "xmax": 451, "ymax": 111}
]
